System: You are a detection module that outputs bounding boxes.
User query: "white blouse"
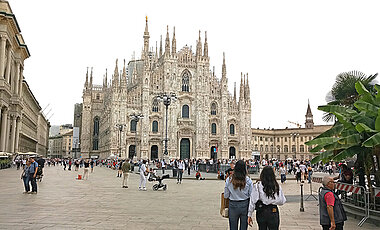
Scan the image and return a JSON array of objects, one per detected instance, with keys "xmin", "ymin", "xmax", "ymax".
[{"xmin": 248, "ymin": 182, "xmax": 286, "ymax": 217}]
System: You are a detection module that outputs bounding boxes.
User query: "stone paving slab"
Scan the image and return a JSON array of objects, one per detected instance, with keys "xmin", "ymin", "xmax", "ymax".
[{"xmin": 0, "ymin": 166, "xmax": 377, "ymax": 230}]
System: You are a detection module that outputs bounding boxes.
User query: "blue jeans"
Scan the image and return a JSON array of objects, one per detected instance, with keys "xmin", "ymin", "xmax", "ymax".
[
  {"xmin": 23, "ymin": 175, "xmax": 30, "ymax": 192},
  {"xmin": 29, "ymin": 174, "xmax": 37, "ymax": 192},
  {"xmin": 228, "ymin": 199, "xmax": 249, "ymax": 230}
]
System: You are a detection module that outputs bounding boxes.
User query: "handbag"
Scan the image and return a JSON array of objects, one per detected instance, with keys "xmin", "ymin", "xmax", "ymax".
[{"xmin": 220, "ymin": 192, "xmax": 229, "ymax": 218}]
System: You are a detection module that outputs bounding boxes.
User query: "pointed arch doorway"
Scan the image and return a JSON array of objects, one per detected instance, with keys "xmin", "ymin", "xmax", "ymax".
[
  {"xmin": 151, "ymin": 145, "xmax": 158, "ymax": 160},
  {"xmin": 229, "ymin": 146, "xmax": 236, "ymax": 159},
  {"xmin": 180, "ymin": 138, "xmax": 190, "ymax": 160}
]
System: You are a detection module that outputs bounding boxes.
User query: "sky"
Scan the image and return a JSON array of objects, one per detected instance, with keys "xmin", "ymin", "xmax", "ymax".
[{"xmin": 8, "ymin": 0, "xmax": 380, "ymax": 128}]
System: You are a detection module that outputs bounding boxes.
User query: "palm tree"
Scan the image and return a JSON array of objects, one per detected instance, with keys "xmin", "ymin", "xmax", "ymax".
[{"xmin": 323, "ymin": 70, "xmax": 378, "ymax": 122}]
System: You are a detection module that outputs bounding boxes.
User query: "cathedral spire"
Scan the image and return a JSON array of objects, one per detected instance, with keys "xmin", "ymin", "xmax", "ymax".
[
  {"xmin": 222, "ymin": 52, "xmax": 226, "ymax": 79},
  {"xmin": 165, "ymin": 25, "xmax": 170, "ymax": 56},
  {"xmin": 143, "ymin": 16, "xmax": 150, "ymax": 58},
  {"xmin": 203, "ymin": 31, "xmax": 208, "ymax": 58},
  {"xmin": 239, "ymin": 72, "xmax": 244, "ymax": 101},
  {"xmin": 159, "ymin": 35, "xmax": 163, "ymax": 58},
  {"xmin": 120, "ymin": 59, "xmax": 127, "ymax": 88},
  {"xmin": 105, "ymin": 68, "xmax": 108, "ymax": 87},
  {"xmin": 155, "ymin": 41, "xmax": 158, "ymax": 60},
  {"xmin": 112, "ymin": 59, "xmax": 119, "ymax": 88},
  {"xmin": 85, "ymin": 67, "xmax": 89, "ymax": 89},
  {"xmin": 89, "ymin": 67, "xmax": 93, "ymax": 88},
  {"xmin": 172, "ymin": 26, "xmax": 176, "ymax": 56},
  {"xmin": 233, "ymin": 82, "xmax": 237, "ymax": 103},
  {"xmin": 196, "ymin": 30, "xmax": 202, "ymax": 58},
  {"xmin": 245, "ymin": 73, "xmax": 250, "ymax": 101}
]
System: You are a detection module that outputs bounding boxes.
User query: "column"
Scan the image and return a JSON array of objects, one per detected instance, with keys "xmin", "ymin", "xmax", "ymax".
[
  {"xmin": 14, "ymin": 118, "xmax": 21, "ymax": 153},
  {"xmin": 0, "ymin": 35, "xmax": 6, "ymax": 79},
  {"xmin": 15, "ymin": 61, "xmax": 20, "ymax": 95},
  {"xmin": 0, "ymin": 108, "xmax": 8, "ymax": 151},
  {"xmin": 5, "ymin": 114, "xmax": 10, "ymax": 152},
  {"xmin": 10, "ymin": 116, "xmax": 16, "ymax": 153},
  {"xmin": 5, "ymin": 49, "xmax": 11, "ymax": 84},
  {"xmin": 18, "ymin": 66, "xmax": 23, "ymax": 97}
]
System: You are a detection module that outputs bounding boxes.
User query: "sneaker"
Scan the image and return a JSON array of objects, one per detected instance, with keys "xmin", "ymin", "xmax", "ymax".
[
  {"xmin": 23, "ymin": 191, "xmax": 29, "ymax": 194},
  {"xmin": 125, "ymin": 186, "xmax": 128, "ymax": 188},
  {"xmin": 143, "ymin": 188, "xmax": 147, "ymax": 191},
  {"xmin": 31, "ymin": 191, "xmax": 37, "ymax": 194},
  {"xmin": 139, "ymin": 187, "xmax": 142, "ymax": 191}
]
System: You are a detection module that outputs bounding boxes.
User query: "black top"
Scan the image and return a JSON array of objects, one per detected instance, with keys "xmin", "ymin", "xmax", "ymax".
[{"xmin": 84, "ymin": 162, "xmax": 89, "ymax": 168}]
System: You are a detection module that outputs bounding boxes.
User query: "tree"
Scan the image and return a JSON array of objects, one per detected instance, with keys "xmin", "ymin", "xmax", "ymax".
[
  {"xmin": 306, "ymin": 82, "xmax": 380, "ymax": 197},
  {"xmin": 323, "ymin": 71, "xmax": 377, "ymax": 122}
]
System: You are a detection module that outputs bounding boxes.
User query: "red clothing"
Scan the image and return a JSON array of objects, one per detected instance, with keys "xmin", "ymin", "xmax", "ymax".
[{"xmin": 324, "ymin": 192, "xmax": 335, "ymax": 206}]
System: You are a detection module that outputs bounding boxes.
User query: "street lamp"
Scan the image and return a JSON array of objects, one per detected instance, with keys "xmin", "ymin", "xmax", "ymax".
[
  {"xmin": 129, "ymin": 113, "xmax": 144, "ymax": 159},
  {"xmin": 115, "ymin": 124, "xmax": 126, "ymax": 158},
  {"xmin": 156, "ymin": 93, "xmax": 177, "ymax": 156},
  {"xmin": 290, "ymin": 132, "xmax": 300, "ymax": 160}
]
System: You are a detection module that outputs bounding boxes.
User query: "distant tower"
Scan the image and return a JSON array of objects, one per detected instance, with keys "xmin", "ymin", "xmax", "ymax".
[{"xmin": 305, "ymin": 100, "xmax": 314, "ymax": 129}]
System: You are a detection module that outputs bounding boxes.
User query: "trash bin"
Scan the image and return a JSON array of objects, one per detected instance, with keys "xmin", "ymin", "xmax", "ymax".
[{"xmin": 172, "ymin": 168, "xmax": 177, "ymax": 178}]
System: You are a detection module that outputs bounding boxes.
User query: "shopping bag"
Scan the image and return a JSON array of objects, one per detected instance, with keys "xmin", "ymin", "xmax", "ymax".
[{"xmin": 220, "ymin": 192, "xmax": 229, "ymax": 218}]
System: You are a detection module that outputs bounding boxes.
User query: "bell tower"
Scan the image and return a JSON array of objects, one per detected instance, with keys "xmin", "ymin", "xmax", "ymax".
[{"xmin": 305, "ymin": 100, "xmax": 314, "ymax": 129}]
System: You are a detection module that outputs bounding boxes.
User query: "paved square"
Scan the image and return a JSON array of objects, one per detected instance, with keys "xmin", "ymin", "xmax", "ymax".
[{"xmin": 0, "ymin": 166, "xmax": 377, "ymax": 229}]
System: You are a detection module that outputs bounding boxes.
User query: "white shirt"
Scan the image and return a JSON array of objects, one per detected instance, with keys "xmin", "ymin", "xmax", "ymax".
[
  {"xmin": 178, "ymin": 162, "xmax": 185, "ymax": 170},
  {"xmin": 248, "ymin": 182, "xmax": 286, "ymax": 217},
  {"xmin": 140, "ymin": 164, "xmax": 146, "ymax": 175}
]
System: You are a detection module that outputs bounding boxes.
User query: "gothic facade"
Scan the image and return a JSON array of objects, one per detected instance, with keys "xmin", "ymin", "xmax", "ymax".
[{"xmin": 80, "ymin": 18, "xmax": 252, "ymax": 160}]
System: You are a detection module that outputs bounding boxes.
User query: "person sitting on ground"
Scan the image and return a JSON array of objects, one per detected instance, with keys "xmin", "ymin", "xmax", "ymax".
[{"xmin": 195, "ymin": 170, "xmax": 205, "ymax": 180}]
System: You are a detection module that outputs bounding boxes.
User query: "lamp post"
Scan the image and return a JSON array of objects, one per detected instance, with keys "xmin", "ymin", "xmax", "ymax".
[
  {"xmin": 156, "ymin": 93, "xmax": 177, "ymax": 156},
  {"xmin": 115, "ymin": 124, "xmax": 126, "ymax": 158},
  {"xmin": 290, "ymin": 132, "xmax": 300, "ymax": 160},
  {"xmin": 129, "ymin": 113, "xmax": 144, "ymax": 159}
]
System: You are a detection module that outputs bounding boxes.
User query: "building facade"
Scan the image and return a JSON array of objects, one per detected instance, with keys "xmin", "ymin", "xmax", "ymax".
[
  {"xmin": 48, "ymin": 125, "xmax": 73, "ymax": 158},
  {"xmin": 251, "ymin": 103, "xmax": 332, "ymax": 161},
  {"xmin": 80, "ymin": 18, "xmax": 252, "ymax": 160},
  {"xmin": 0, "ymin": 0, "xmax": 49, "ymax": 156}
]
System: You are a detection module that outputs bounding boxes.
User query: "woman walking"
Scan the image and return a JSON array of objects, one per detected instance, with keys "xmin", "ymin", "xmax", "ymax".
[
  {"xmin": 21, "ymin": 160, "xmax": 31, "ymax": 194},
  {"xmin": 224, "ymin": 160, "xmax": 253, "ymax": 230},
  {"xmin": 248, "ymin": 166, "xmax": 286, "ymax": 230}
]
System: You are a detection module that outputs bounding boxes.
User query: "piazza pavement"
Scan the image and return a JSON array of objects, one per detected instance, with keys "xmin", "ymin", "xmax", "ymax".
[{"xmin": 0, "ymin": 165, "xmax": 378, "ymax": 230}]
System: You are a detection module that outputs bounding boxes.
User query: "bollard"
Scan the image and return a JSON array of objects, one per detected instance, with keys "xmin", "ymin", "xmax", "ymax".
[{"xmin": 300, "ymin": 183, "xmax": 305, "ymax": 212}]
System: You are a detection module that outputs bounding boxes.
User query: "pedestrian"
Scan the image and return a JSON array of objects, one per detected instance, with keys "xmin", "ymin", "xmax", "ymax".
[
  {"xmin": 68, "ymin": 159, "xmax": 72, "ymax": 171},
  {"xmin": 83, "ymin": 159, "xmax": 90, "ymax": 180},
  {"xmin": 28, "ymin": 157, "xmax": 39, "ymax": 194},
  {"xmin": 319, "ymin": 176, "xmax": 347, "ymax": 230},
  {"xmin": 224, "ymin": 160, "xmax": 253, "ymax": 230},
  {"xmin": 121, "ymin": 159, "xmax": 131, "ymax": 188},
  {"xmin": 177, "ymin": 159, "xmax": 185, "ymax": 184},
  {"xmin": 307, "ymin": 165, "xmax": 313, "ymax": 183},
  {"xmin": 90, "ymin": 159, "xmax": 94, "ymax": 173},
  {"xmin": 139, "ymin": 160, "xmax": 148, "ymax": 191},
  {"xmin": 117, "ymin": 161, "xmax": 123, "ymax": 177},
  {"xmin": 161, "ymin": 159, "xmax": 166, "ymax": 174},
  {"xmin": 279, "ymin": 165, "xmax": 286, "ymax": 184},
  {"xmin": 295, "ymin": 166, "xmax": 301, "ymax": 183},
  {"xmin": 248, "ymin": 166, "xmax": 286, "ymax": 230},
  {"xmin": 21, "ymin": 160, "xmax": 31, "ymax": 194}
]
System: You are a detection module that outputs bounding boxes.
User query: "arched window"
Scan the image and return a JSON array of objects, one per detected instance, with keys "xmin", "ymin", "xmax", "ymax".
[
  {"xmin": 93, "ymin": 117, "xmax": 99, "ymax": 150},
  {"xmin": 300, "ymin": 145, "xmax": 304, "ymax": 152},
  {"xmin": 229, "ymin": 124, "xmax": 235, "ymax": 135},
  {"xmin": 130, "ymin": 119, "xmax": 137, "ymax": 132},
  {"xmin": 292, "ymin": 145, "xmax": 296, "ymax": 152},
  {"xmin": 254, "ymin": 144, "xmax": 258, "ymax": 151},
  {"xmin": 211, "ymin": 102, "xmax": 217, "ymax": 115},
  {"xmin": 284, "ymin": 145, "xmax": 288, "ymax": 153},
  {"xmin": 152, "ymin": 99, "xmax": 159, "ymax": 112},
  {"xmin": 265, "ymin": 145, "xmax": 268, "ymax": 152},
  {"xmin": 152, "ymin": 121, "xmax": 158, "ymax": 133},
  {"xmin": 277, "ymin": 145, "xmax": 281, "ymax": 153},
  {"xmin": 182, "ymin": 71, "xmax": 190, "ymax": 92},
  {"xmin": 260, "ymin": 145, "xmax": 263, "ymax": 152},
  {"xmin": 182, "ymin": 105, "xmax": 189, "ymax": 118},
  {"xmin": 211, "ymin": 123, "xmax": 217, "ymax": 135}
]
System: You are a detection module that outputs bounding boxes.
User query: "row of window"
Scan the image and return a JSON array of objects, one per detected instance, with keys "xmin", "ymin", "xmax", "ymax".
[
  {"xmin": 253, "ymin": 144, "xmax": 312, "ymax": 153},
  {"xmin": 211, "ymin": 123, "xmax": 235, "ymax": 135},
  {"xmin": 151, "ymin": 101, "xmax": 218, "ymax": 117},
  {"xmin": 253, "ymin": 136, "xmax": 314, "ymax": 142}
]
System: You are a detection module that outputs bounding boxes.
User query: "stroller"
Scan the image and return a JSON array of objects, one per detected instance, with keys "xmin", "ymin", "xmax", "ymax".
[{"xmin": 151, "ymin": 173, "xmax": 169, "ymax": 191}]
